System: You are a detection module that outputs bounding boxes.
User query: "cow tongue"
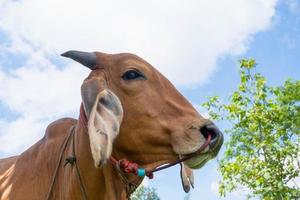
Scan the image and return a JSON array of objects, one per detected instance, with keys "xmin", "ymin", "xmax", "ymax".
[{"xmin": 180, "ymin": 163, "xmax": 194, "ymax": 193}]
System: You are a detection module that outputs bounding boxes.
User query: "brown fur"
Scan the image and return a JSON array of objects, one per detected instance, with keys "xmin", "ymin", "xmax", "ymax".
[{"xmin": 0, "ymin": 52, "xmax": 223, "ymax": 199}]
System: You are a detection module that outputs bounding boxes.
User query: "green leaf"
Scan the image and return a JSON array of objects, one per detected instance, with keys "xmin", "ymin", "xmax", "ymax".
[{"xmin": 202, "ymin": 59, "xmax": 300, "ymax": 199}]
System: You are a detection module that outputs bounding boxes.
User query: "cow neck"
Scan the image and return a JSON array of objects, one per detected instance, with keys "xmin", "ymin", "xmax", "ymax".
[
  {"xmin": 77, "ymin": 103, "xmax": 212, "ymax": 198},
  {"xmin": 77, "ymin": 103, "xmax": 139, "ymax": 198}
]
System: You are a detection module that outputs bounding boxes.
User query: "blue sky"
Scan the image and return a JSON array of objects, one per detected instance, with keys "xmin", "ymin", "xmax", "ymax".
[
  {"xmin": 0, "ymin": 0, "xmax": 299, "ymax": 199},
  {"xmin": 157, "ymin": 1, "xmax": 300, "ymax": 199}
]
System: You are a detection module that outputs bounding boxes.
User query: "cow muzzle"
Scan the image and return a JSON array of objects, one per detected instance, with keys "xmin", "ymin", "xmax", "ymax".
[{"xmin": 182, "ymin": 122, "xmax": 224, "ymax": 169}]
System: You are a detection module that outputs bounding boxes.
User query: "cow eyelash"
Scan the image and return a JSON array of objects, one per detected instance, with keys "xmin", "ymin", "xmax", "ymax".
[{"xmin": 122, "ymin": 69, "xmax": 146, "ymax": 81}]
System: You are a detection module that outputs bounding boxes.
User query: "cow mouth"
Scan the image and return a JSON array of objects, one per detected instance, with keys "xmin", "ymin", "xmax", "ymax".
[
  {"xmin": 181, "ymin": 132, "xmax": 223, "ymax": 169},
  {"xmin": 182, "ymin": 152, "xmax": 211, "ymax": 169}
]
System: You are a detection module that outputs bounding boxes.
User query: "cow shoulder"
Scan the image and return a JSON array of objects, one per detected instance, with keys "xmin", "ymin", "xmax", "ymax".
[{"xmin": 0, "ymin": 118, "xmax": 78, "ymax": 199}]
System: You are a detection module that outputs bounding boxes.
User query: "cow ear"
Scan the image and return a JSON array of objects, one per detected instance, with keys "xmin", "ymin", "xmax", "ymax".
[{"xmin": 81, "ymin": 79, "xmax": 123, "ymax": 167}]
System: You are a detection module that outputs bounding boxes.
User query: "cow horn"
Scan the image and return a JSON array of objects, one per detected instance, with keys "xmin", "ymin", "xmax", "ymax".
[{"xmin": 61, "ymin": 50, "xmax": 97, "ymax": 70}]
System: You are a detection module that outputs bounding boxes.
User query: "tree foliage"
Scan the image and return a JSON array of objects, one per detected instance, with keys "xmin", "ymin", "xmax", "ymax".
[
  {"xmin": 130, "ymin": 185, "xmax": 160, "ymax": 200},
  {"xmin": 203, "ymin": 59, "xmax": 300, "ymax": 199}
]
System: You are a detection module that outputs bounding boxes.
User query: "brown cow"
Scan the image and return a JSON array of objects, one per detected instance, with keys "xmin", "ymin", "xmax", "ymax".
[{"xmin": 0, "ymin": 51, "xmax": 223, "ymax": 200}]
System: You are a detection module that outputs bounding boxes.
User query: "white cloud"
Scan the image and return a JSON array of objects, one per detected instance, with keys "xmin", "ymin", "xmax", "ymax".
[
  {"xmin": 0, "ymin": 60, "xmax": 87, "ymax": 118},
  {"xmin": 0, "ymin": 117, "xmax": 44, "ymax": 155},
  {"xmin": 210, "ymin": 180, "xmax": 220, "ymax": 195},
  {"xmin": 0, "ymin": 0, "xmax": 278, "ymax": 156},
  {"xmin": 0, "ymin": 54, "xmax": 88, "ymax": 155},
  {"xmin": 0, "ymin": 0, "xmax": 277, "ymax": 86}
]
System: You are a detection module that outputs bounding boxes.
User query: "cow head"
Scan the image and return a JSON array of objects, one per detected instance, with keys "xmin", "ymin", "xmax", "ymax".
[{"xmin": 62, "ymin": 50, "xmax": 223, "ymax": 175}]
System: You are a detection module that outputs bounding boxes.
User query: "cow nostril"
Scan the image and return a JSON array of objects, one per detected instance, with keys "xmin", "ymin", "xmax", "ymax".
[
  {"xmin": 200, "ymin": 124, "xmax": 220, "ymax": 141},
  {"xmin": 200, "ymin": 123, "xmax": 224, "ymax": 153}
]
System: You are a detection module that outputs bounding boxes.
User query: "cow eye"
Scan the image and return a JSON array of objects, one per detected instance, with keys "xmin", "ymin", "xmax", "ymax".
[{"xmin": 122, "ymin": 70, "xmax": 145, "ymax": 81}]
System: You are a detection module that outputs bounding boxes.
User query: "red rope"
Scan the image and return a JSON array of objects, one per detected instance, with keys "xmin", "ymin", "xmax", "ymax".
[
  {"xmin": 79, "ymin": 103, "xmax": 211, "ymax": 179},
  {"xmin": 148, "ymin": 133, "xmax": 211, "ymax": 174},
  {"xmin": 109, "ymin": 134, "xmax": 211, "ymax": 179},
  {"xmin": 79, "ymin": 103, "xmax": 88, "ymax": 131}
]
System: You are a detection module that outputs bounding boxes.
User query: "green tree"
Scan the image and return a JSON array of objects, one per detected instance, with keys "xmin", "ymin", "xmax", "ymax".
[
  {"xmin": 130, "ymin": 185, "xmax": 160, "ymax": 200},
  {"xmin": 203, "ymin": 59, "xmax": 300, "ymax": 199}
]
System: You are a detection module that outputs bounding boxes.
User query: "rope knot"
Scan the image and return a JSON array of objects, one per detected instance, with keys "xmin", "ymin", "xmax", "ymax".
[
  {"xmin": 64, "ymin": 156, "xmax": 76, "ymax": 167},
  {"xmin": 117, "ymin": 159, "xmax": 154, "ymax": 179},
  {"xmin": 118, "ymin": 159, "xmax": 139, "ymax": 174},
  {"xmin": 146, "ymin": 172, "xmax": 154, "ymax": 179}
]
